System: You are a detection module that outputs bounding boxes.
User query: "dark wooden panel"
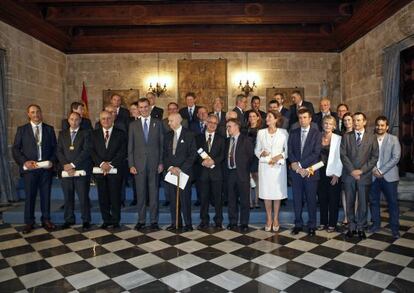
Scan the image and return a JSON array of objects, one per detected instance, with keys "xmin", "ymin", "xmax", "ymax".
[{"xmin": 44, "ymin": 2, "xmax": 348, "ymax": 26}]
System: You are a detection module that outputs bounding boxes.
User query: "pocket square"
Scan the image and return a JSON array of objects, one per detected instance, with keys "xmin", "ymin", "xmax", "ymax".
[{"xmin": 180, "ymin": 139, "xmax": 184, "ymax": 143}]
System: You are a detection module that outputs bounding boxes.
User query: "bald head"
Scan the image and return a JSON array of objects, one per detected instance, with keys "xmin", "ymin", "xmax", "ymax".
[{"xmin": 168, "ymin": 113, "xmax": 183, "ymax": 130}]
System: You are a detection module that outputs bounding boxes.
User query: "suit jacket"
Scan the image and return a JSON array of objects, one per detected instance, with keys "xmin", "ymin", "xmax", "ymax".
[
  {"xmin": 163, "ymin": 127, "xmax": 197, "ymax": 177},
  {"xmin": 162, "ymin": 118, "xmax": 188, "ymax": 134},
  {"xmin": 340, "ymin": 130, "xmax": 379, "ymax": 184},
  {"xmin": 376, "ymin": 133, "xmax": 401, "ymax": 182},
  {"xmin": 150, "ymin": 106, "xmax": 164, "ymax": 120},
  {"xmin": 313, "ymin": 112, "xmax": 339, "ymax": 132},
  {"xmin": 195, "ymin": 132, "xmax": 225, "ymax": 180},
  {"xmin": 115, "ymin": 107, "xmax": 130, "ymax": 133},
  {"xmin": 288, "ymin": 126, "xmax": 322, "ymax": 180},
  {"xmin": 280, "ymin": 107, "xmax": 290, "ymax": 119},
  {"xmin": 128, "ymin": 117, "xmax": 163, "ymax": 171},
  {"xmin": 61, "ymin": 118, "xmax": 92, "ymax": 132},
  {"xmin": 56, "ymin": 128, "xmax": 92, "ymax": 174},
  {"xmin": 12, "ymin": 123, "xmax": 57, "ymax": 173},
  {"xmin": 189, "ymin": 120, "xmax": 206, "ymax": 135},
  {"xmin": 288, "ymin": 100, "xmax": 315, "ymax": 127},
  {"xmin": 233, "ymin": 107, "xmax": 247, "ymax": 129},
  {"xmin": 90, "ymin": 128, "xmax": 127, "ymax": 172},
  {"xmin": 209, "ymin": 111, "xmax": 227, "ymax": 138},
  {"xmin": 225, "ymin": 134, "xmax": 254, "ymax": 180},
  {"xmin": 179, "ymin": 106, "xmax": 200, "ymax": 123}
]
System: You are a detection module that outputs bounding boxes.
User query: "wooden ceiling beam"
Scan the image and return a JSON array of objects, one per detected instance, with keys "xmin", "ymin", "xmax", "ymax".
[{"xmin": 45, "ymin": 2, "xmax": 349, "ymax": 26}]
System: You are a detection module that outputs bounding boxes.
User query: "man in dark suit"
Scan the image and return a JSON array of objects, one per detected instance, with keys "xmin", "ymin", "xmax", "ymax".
[
  {"xmin": 225, "ymin": 118, "xmax": 254, "ymax": 232},
  {"xmin": 288, "ymin": 90, "xmax": 315, "ymax": 128},
  {"xmin": 128, "ymin": 101, "xmax": 140, "ymax": 206},
  {"xmin": 91, "ymin": 110, "xmax": 127, "ymax": 228},
  {"xmin": 268, "ymin": 99, "xmax": 289, "ymax": 129},
  {"xmin": 233, "ymin": 94, "xmax": 248, "ymax": 131},
  {"xmin": 110, "ymin": 94, "xmax": 130, "ymax": 132},
  {"xmin": 163, "ymin": 102, "xmax": 188, "ymax": 134},
  {"xmin": 313, "ymin": 98, "xmax": 339, "ymax": 132},
  {"xmin": 61, "ymin": 102, "xmax": 92, "ymax": 131},
  {"xmin": 246, "ymin": 96, "xmax": 266, "ymax": 125},
  {"xmin": 189, "ymin": 106, "xmax": 208, "ymax": 135},
  {"xmin": 179, "ymin": 92, "xmax": 200, "ymax": 124},
  {"xmin": 211, "ymin": 97, "xmax": 227, "ymax": 138},
  {"xmin": 274, "ymin": 93, "xmax": 290, "ymax": 119},
  {"xmin": 195, "ymin": 114, "xmax": 225, "ymax": 229},
  {"xmin": 163, "ymin": 113, "xmax": 197, "ymax": 231},
  {"xmin": 129, "ymin": 98, "xmax": 164, "ymax": 230},
  {"xmin": 95, "ymin": 105, "xmax": 128, "ymax": 133},
  {"xmin": 288, "ymin": 108, "xmax": 322, "ymax": 236},
  {"xmin": 12, "ymin": 104, "xmax": 57, "ymax": 234},
  {"xmin": 146, "ymin": 92, "xmax": 164, "ymax": 120},
  {"xmin": 341, "ymin": 112, "xmax": 379, "ymax": 239},
  {"xmin": 337, "ymin": 103, "xmax": 349, "ymax": 133},
  {"xmin": 57, "ymin": 112, "xmax": 92, "ymax": 230}
]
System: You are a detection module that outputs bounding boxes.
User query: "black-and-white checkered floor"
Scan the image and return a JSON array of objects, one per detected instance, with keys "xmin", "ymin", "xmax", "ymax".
[{"xmin": 1, "ymin": 205, "xmax": 414, "ymax": 293}]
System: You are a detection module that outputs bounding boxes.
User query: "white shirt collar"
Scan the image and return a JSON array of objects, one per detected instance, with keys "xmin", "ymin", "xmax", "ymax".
[
  {"xmin": 205, "ymin": 131, "xmax": 215, "ymax": 140},
  {"xmin": 103, "ymin": 126, "xmax": 113, "ymax": 135},
  {"xmin": 70, "ymin": 127, "xmax": 80, "ymax": 132},
  {"xmin": 301, "ymin": 126, "xmax": 310, "ymax": 132},
  {"xmin": 30, "ymin": 121, "xmax": 42, "ymax": 128}
]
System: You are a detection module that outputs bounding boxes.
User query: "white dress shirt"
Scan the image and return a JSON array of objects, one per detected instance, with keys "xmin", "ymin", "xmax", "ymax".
[{"xmin": 31, "ymin": 121, "xmax": 42, "ymax": 160}]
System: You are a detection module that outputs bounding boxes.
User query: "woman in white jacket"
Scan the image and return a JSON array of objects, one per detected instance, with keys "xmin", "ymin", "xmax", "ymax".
[
  {"xmin": 317, "ymin": 115, "xmax": 343, "ymax": 233},
  {"xmin": 255, "ymin": 110, "xmax": 288, "ymax": 232}
]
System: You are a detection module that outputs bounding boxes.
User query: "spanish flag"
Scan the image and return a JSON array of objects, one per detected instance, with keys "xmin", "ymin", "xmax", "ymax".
[{"xmin": 81, "ymin": 82, "xmax": 89, "ymax": 118}]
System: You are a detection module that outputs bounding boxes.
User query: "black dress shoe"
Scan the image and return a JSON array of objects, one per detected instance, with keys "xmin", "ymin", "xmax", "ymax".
[
  {"xmin": 308, "ymin": 228, "xmax": 316, "ymax": 236},
  {"xmin": 61, "ymin": 222, "xmax": 73, "ymax": 229},
  {"xmin": 291, "ymin": 227, "xmax": 302, "ymax": 235},
  {"xmin": 130, "ymin": 200, "xmax": 137, "ymax": 206},
  {"xmin": 183, "ymin": 225, "xmax": 193, "ymax": 232},
  {"xmin": 22, "ymin": 224, "xmax": 34, "ymax": 234},
  {"xmin": 112, "ymin": 223, "xmax": 120, "ymax": 229},
  {"xmin": 227, "ymin": 224, "xmax": 237, "ymax": 230},
  {"xmin": 240, "ymin": 224, "xmax": 249, "ymax": 232},
  {"xmin": 82, "ymin": 222, "xmax": 91, "ymax": 230},
  {"xmin": 345, "ymin": 230, "xmax": 355, "ymax": 238},
  {"xmin": 197, "ymin": 223, "xmax": 208, "ymax": 229},
  {"xmin": 358, "ymin": 230, "xmax": 366, "ymax": 239},
  {"xmin": 100, "ymin": 223, "xmax": 110, "ymax": 229},
  {"xmin": 135, "ymin": 223, "xmax": 145, "ymax": 230},
  {"xmin": 150, "ymin": 223, "xmax": 160, "ymax": 230},
  {"xmin": 166, "ymin": 225, "xmax": 176, "ymax": 231}
]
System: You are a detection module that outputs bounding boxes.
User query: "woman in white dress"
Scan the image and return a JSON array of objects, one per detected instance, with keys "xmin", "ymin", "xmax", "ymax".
[{"xmin": 255, "ymin": 110, "xmax": 288, "ymax": 232}]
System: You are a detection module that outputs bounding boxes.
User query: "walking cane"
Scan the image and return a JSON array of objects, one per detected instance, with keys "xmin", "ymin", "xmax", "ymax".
[{"xmin": 175, "ymin": 173, "xmax": 180, "ymax": 229}]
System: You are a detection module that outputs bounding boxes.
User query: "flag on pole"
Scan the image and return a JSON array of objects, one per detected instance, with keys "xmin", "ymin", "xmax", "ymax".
[{"xmin": 81, "ymin": 82, "xmax": 89, "ymax": 118}]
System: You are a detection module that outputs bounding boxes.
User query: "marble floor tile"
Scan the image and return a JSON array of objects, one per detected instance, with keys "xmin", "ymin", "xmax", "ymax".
[
  {"xmin": 208, "ymin": 270, "xmax": 251, "ymax": 291},
  {"xmin": 0, "ymin": 267, "xmax": 17, "ymax": 283},
  {"xmin": 397, "ymin": 267, "xmax": 414, "ymax": 282},
  {"xmin": 31, "ymin": 239, "xmax": 62, "ymax": 251},
  {"xmin": 248, "ymin": 240, "xmax": 281, "ymax": 252},
  {"xmin": 138, "ymin": 240, "xmax": 170, "ymax": 253},
  {"xmin": 19, "ymin": 268, "xmax": 62, "ymax": 289},
  {"xmin": 86, "ymin": 252, "xmax": 123, "ymax": 268},
  {"xmin": 285, "ymin": 239, "xmax": 318, "ymax": 252},
  {"xmin": 66, "ymin": 239, "xmax": 97, "ymax": 251},
  {"xmin": 351, "ymin": 267, "xmax": 394, "ymax": 288},
  {"xmin": 256, "ymin": 269, "xmax": 300, "ymax": 290},
  {"xmin": 66, "ymin": 268, "xmax": 109, "ymax": 289},
  {"xmin": 113, "ymin": 269, "xmax": 155, "ymax": 290},
  {"xmin": 293, "ymin": 252, "xmax": 330, "ymax": 268},
  {"xmin": 6, "ymin": 251, "xmax": 42, "ymax": 267},
  {"xmin": 211, "ymin": 240, "xmax": 244, "ymax": 253},
  {"xmin": 303, "ymin": 268, "xmax": 347, "ymax": 289},
  {"xmin": 126, "ymin": 253, "xmax": 164, "ymax": 269},
  {"xmin": 322, "ymin": 239, "xmax": 355, "ymax": 251},
  {"xmin": 167, "ymin": 253, "xmax": 205, "ymax": 269},
  {"xmin": 161, "ymin": 270, "xmax": 203, "ymax": 291},
  {"xmin": 210, "ymin": 253, "xmax": 248, "ymax": 269},
  {"xmin": 251, "ymin": 253, "xmax": 289, "ymax": 269},
  {"xmin": 174, "ymin": 240, "xmax": 207, "ymax": 253},
  {"xmin": 46, "ymin": 252, "xmax": 83, "ymax": 267},
  {"xmin": 334, "ymin": 251, "xmax": 372, "ymax": 267}
]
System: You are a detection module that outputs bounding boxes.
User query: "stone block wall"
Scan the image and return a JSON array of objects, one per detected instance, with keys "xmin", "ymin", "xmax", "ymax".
[
  {"xmin": 341, "ymin": 1, "xmax": 414, "ymax": 124},
  {"xmin": 66, "ymin": 52, "xmax": 340, "ymax": 123},
  {"xmin": 0, "ymin": 21, "xmax": 66, "ymax": 176}
]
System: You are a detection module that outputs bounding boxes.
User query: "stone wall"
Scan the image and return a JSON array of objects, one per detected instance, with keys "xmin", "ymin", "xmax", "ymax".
[
  {"xmin": 0, "ymin": 21, "xmax": 66, "ymax": 175},
  {"xmin": 341, "ymin": 1, "xmax": 414, "ymax": 124},
  {"xmin": 66, "ymin": 52, "xmax": 340, "ymax": 122}
]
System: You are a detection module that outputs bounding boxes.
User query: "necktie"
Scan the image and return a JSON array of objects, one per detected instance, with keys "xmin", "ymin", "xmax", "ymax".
[
  {"xmin": 200, "ymin": 122, "xmax": 205, "ymax": 133},
  {"xmin": 172, "ymin": 131, "xmax": 178, "ymax": 155},
  {"xmin": 356, "ymin": 132, "xmax": 362, "ymax": 146},
  {"xmin": 216, "ymin": 112, "xmax": 220, "ymax": 120},
  {"xmin": 70, "ymin": 130, "xmax": 76, "ymax": 144},
  {"xmin": 300, "ymin": 129, "xmax": 307, "ymax": 155},
  {"xmin": 35, "ymin": 125, "xmax": 41, "ymax": 160},
  {"xmin": 105, "ymin": 130, "xmax": 109, "ymax": 148},
  {"xmin": 229, "ymin": 137, "xmax": 235, "ymax": 168},
  {"xmin": 189, "ymin": 108, "xmax": 193, "ymax": 121},
  {"xmin": 143, "ymin": 118, "xmax": 149, "ymax": 143},
  {"xmin": 207, "ymin": 134, "xmax": 212, "ymax": 152}
]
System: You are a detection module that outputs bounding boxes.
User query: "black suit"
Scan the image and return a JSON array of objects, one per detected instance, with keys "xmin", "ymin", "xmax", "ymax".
[
  {"xmin": 288, "ymin": 101, "xmax": 315, "ymax": 128},
  {"xmin": 163, "ymin": 127, "xmax": 197, "ymax": 227},
  {"xmin": 195, "ymin": 132, "xmax": 225, "ymax": 225},
  {"xmin": 61, "ymin": 118, "xmax": 92, "ymax": 131},
  {"xmin": 116, "ymin": 107, "xmax": 130, "ymax": 133},
  {"xmin": 233, "ymin": 107, "xmax": 247, "ymax": 130},
  {"xmin": 56, "ymin": 129, "xmax": 92, "ymax": 224},
  {"xmin": 189, "ymin": 120, "xmax": 207, "ymax": 135},
  {"xmin": 151, "ymin": 106, "xmax": 164, "ymax": 120},
  {"xmin": 225, "ymin": 134, "xmax": 254, "ymax": 226},
  {"xmin": 179, "ymin": 106, "xmax": 200, "ymax": 123},
  {"xmin": 313, "ymin": 111, "xmax": 340, "ymax": 133},
  {"xmin": 91, "ymin": 128, "xmax": 127, "ymax": 225},
  {"xmin": 12, "ymin": 123, "xmax": 57, "ymax": 225}
]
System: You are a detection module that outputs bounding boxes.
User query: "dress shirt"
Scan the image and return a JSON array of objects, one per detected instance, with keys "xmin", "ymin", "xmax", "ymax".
[
  {"xmin": 228, "ymin": 133, "xmax": 239, "ymax": 169},
  {"xmin": 31, "ymin": 121, "xmax": 42, "ymax": 161}
]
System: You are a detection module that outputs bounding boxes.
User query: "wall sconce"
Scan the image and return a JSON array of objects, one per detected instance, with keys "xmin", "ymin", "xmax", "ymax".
[
  {"xmin": 238, "ymin": 52, "xmax": 257, "ymax": 96},
  {"xmin": 148, "ymin": 53, "xmax": 168, "ymax": 97}
]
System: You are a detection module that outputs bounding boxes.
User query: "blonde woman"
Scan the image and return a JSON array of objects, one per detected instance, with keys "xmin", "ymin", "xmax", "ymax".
[{"xmin": 255, "ymin": 110, "xmax": 288, "ymax": 232}]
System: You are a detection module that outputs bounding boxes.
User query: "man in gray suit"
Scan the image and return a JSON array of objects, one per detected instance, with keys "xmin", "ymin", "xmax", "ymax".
[
  {"xmin": 129, "ymin": 98, "xmax": 164, "ymax": 230},
  {"xmin": 340, "ymin": 112, "xmax": 379, "ymax": 239},
  {"xmin": 369, "ymin": 116, "xmax": 401, "ymax": 239}
]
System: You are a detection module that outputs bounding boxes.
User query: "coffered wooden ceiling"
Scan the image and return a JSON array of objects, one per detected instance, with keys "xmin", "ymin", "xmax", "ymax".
[{"xmin": 0, "ymin": 0, "xmax": 411, "ymax": 53}]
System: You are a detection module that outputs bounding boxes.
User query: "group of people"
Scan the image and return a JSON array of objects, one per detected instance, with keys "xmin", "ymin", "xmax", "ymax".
[{"xmin": 12, "ymin": 91, "xmax": 401, "ymax": 240}]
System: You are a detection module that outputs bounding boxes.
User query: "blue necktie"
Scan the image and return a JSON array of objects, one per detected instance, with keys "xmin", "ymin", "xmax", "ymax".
[
  {"xmin": 143, "ymin": 118, "xmax": 149, "ymax": 143},
  {"xmin": 356, "ymin": 132, "xmax": 362, "ymax": 146}
]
